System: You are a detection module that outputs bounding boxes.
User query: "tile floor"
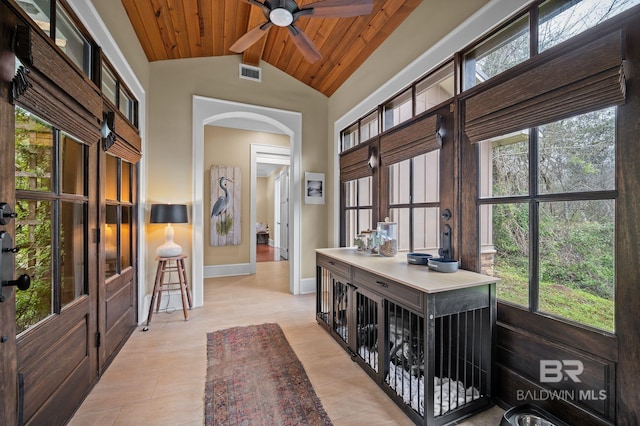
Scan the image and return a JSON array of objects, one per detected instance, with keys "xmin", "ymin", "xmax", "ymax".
[{"xmin": 69, "ymin": 261, "xmax": 504, "ymax": 425}]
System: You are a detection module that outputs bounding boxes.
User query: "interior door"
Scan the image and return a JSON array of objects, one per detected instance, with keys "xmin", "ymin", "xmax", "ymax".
[
  {"xmin": 279, "ymin": 167, "xmax": 289, "ymax": 260},
  {"xmin": 274, "ymin": 175, "xmax": 281, "ymax": 250}
]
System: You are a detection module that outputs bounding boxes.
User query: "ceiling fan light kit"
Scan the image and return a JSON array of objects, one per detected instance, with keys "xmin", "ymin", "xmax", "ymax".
[{"xmin": 231, "ymin": 0, "xmax": 374, "ymax": 64}]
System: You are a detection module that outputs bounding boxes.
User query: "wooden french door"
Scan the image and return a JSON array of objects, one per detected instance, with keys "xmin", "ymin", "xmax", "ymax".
[{"xmin": 0, "ymin": 5, "xmax": 19, "ymax": 421}]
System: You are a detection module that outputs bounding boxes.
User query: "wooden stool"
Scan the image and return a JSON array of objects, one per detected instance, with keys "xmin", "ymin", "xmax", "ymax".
[{"xmin": 144, "ymin": 255, "xmax": 192, "ymax": 330}]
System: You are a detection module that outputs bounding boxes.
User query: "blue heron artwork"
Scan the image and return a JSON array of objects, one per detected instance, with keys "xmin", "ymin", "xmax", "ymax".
[{"xmin": 210, "ymin": 165, "xmax": 241, "ymax": 246}]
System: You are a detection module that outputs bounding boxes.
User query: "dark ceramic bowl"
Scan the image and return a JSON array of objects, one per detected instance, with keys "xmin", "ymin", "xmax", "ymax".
[
  {"xmin": 407, "ymin": 252, "xmax": 433, "ymax": 265},
  {"xmin": 427, "ymin": 257, "xmax": 459, "ymax": 273}
]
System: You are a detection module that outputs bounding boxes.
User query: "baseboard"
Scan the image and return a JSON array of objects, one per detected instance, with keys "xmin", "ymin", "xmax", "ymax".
[
  {"xmin": 203, "ymin": 263, "xmax": 251, "ymax": 278},
  {"xmin": 299, "ymin": 277, "xmax": 316, "ymax": 294}
]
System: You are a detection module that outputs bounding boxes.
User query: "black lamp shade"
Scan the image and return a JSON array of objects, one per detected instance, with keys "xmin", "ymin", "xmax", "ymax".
[{"xmin": 150, "ymin": 204, "xmax": 188, "ymax": 224}]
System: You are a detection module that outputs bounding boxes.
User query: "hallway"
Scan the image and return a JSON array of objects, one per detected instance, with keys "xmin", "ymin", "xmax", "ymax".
[{"xmin": 69, "ymin": 261, "xmax": 503, "ymax": 425}]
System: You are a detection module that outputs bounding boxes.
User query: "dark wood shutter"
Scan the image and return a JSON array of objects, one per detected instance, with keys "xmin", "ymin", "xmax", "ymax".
[
  {"xmin": 340, "ymin": 142, "xmax": 372, "ymax": 183},
  {"xmin": 464, "ymin": 29, "xmax": 626, "ymax": 143},
  {"xmin": 107, "ymin": 112, "xmax": 142, "ymax": 163},
  {"xmin": 13, "ymin": 24, "xmax": 102, "ymax": 146},
  {"xmin": 380, "ymin": 112, "xmax": 441, "ymax": 165}
]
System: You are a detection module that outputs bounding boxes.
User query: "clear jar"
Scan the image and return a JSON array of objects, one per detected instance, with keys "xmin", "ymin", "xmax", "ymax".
[{"xmin": 377, "ymin": 220, "xmax": 398, "ymax": 256}]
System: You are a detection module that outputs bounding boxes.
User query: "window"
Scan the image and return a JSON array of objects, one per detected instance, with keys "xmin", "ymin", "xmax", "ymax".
[
  {"xmin": 101, "ymin": 60, "xmax": 139, "ymax": 127},
  {"xmin": 15, "ymin": 107, "xmax": 88, "ymax": 334},
  {"xmin": 101, "ymin": 64, "xmax": 117, "ymax": 106},
  {"xmin": 55, "ymin": 4, "xmax": 92, "ymax": 77},
  {"xmin": 388, "ymin": 151, "xmax": 440, "ymax": 253},
  {"xmin": 360, "ymin": 110, "xmax": 379, "ymax": 143},
  {"xmin": 105, "ymin": 155, "xmax": 134, "ymax": 278},
  {"xmin": 17, "ymin": 0, "xmax": 51, "ymax": 35},
  {"xmin": 383, "ymin": 88, "xmax": 412, "ymax": 131},
  {"xmin": 341, "ymin": 123, "xmax": 359, "ymax": 152},
  {"xmin": 415, "ymin": 62, "xmax": 455, "ymax": 115},
  {"xmin": 344, "ymin": 177, "xmax": 373, "ymax": 247},
  {"xmin": 463, "ymin": 14, "xmax": 530, "ymax": 90},
  {"xmin": 538, "ymin": 0, "xmax": 640, "ymax": 52},
  {"xmin": 479, "ymin": 107, "xmax": 616, "ymax": 332},
  {"xmin": 464, "ymin": 0, "xmax": 640, "ymax": 91}
]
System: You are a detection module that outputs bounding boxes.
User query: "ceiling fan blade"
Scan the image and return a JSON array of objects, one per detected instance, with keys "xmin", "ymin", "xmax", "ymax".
[
  {"xmin": 288, "ymin": 26, "xmax": 322, "ymax": 64},
  {"xmin": 301, "ymin": 0, "xmax": 374, "ymax": 18},
  {"xmin": 230, "ymin": 22, "xmax": 273, "ymax": 53},
  {"xmin": 240, "ymin": 0, "xmax": 271, "ymax": 16}
]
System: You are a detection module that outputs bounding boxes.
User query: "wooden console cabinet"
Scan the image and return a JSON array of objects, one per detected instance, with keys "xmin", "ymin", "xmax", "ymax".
[{"xmin": 316, "ymin": 248, "xmax": 497, "ymax": 425}]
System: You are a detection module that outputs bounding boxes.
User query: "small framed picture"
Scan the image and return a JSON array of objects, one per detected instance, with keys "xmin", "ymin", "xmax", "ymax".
[{"xmin": 304, "ymin": 172, "xmax": 325, "ymax": 205}]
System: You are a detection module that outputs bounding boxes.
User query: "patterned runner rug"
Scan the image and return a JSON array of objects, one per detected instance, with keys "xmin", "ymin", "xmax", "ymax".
[{"xmin": 205, "ymin": 323, "xmax": 333, "ymax": 426}]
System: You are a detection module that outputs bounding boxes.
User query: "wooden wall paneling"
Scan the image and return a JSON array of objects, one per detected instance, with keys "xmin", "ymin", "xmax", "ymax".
[
  {"xmin": 615, "ymin": 19, "xmax": 640, "ymax": 426},
  {"xmin": 438, "ymin": 105, "xmax": 455, "ymax": 259},
  {"xmin": 496, "ymin": 325, "xmax": 615, "ymax": 419},
  {"xmin": 458, "ymin": 99, "xmax": 480, "ymax": 272},
  {"xmin": 495, "ymin": 366, "xmax": 614, "ymax": 426},
  {"xmin": 498, "ymin": 304, "xmax": 617, "ymax": 361}
]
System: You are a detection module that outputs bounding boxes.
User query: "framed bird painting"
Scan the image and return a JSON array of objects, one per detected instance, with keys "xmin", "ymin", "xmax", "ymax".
[{"xmin": 210, "ymin": 165, "xmax": 241, "ymax": 246}]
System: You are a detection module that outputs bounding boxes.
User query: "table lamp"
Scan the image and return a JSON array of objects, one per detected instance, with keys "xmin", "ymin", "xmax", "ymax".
[{"xmin": 150, "ymin": 204, "xmax": 188, "ymax": 257}]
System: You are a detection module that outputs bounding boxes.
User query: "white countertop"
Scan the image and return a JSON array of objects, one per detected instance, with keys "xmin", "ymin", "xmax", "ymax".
[{"xmin": 316, "ymin": 247, "xmax": 498, "ymax": 294}]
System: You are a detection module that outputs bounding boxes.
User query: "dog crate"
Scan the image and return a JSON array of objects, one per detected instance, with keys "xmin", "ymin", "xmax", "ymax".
[
  {"xmin": 316, "ymin": 250, "xmax": 496, "ymax": 426},
  {"xmin": 381, "ymin": 299, "xmax": 491, "ymax": 425}
]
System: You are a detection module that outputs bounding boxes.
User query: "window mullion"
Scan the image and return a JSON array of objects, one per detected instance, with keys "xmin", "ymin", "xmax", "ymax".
[{"xmin": 530, "ymin": 127, "xmax": 539, "ymax": 313}]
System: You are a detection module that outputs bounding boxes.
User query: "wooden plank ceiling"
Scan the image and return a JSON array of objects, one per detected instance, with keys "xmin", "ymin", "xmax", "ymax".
[{"xmin": 121, "ymin": 0, "xmax": 421, "ymax": 96}]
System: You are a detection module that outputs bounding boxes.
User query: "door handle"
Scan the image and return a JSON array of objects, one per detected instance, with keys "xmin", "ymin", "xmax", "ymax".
[
  {"xmin": 0, "ymin": 231, "xmax": 31, "ymax": 302},
  {"xmin": 0, "ymin": 203, "xmax": 18, "ymax": 225}
]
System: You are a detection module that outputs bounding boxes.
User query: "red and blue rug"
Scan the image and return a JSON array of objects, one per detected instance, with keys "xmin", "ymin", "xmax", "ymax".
[{"xmin": 205, "ymin": 323, "xmax": 333, "ymax": 425}]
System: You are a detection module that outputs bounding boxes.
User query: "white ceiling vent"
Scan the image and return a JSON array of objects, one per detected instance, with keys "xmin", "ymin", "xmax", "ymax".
[{"xmin": 239, "ymin": 64, "xmax": 262, "ymax": 82}]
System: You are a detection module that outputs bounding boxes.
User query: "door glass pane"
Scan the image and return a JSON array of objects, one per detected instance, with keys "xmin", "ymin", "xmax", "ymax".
[
  {"xmin": 61, "ymin": 202, "xmax": 86, "ymax": 306},
  {"xmin": 105, "ymin": 204, "xmax": 118, "ymax": 278},
  {"xmin": 15, "ymin": 107, "xmax": 53, "ymax": 192},
  {"xmin": 538, "ymin": 200, "xmax": 614, "ymax": 331},
  {"xmin": 481, "ymin": 203, "xmax": 529, "ymax": 307},
  {"xmin": 15, "ymin": 199, "xmax": 53, "ymax": 334},
  {"xmin": 121, "ymin": 161, "xmax": 131, "ymax": 203},
  {"xmin": 121, "ymin": 206, "xmax": 132, "ymax": 269},
  {"xmin": 105, "ymin": 154, "xmax": 118, "ymax": 201},
  {"xmin": 479, "ymin": 130, "xmax": 530, "ymax": 198},
  {"xmin": 413, "ymin": 151, "xmax": 440, "ymax": 203},
  {"xmin": 537, "ymin": 107, "xmax": 615, "ymax": 195},
  {"xmin": 61, "ymin": 133, "xmax": 85, "ymax": 195}
]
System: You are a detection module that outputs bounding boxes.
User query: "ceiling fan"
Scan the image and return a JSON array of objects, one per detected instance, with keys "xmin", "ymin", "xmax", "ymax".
[{"xmin": 231, "ymin": 0, "xmax": 374, "ymax": 64}]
